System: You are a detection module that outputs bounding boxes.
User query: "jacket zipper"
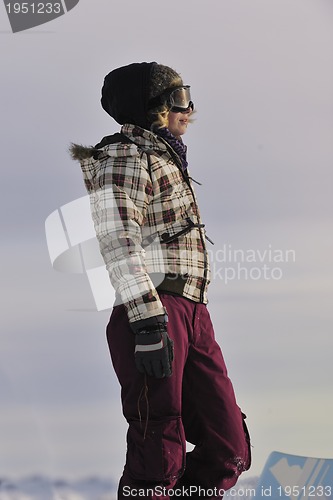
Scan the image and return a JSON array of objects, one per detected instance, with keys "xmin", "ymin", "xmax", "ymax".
[{"xmin": 161, "ymin": 141, "xmax": 209, "ymax": 303}]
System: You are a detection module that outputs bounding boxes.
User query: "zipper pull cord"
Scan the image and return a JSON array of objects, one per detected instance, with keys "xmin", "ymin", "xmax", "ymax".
[
  {"xmin": 205, "ymin": 234, "xmax": 215, "ymax": 245},
  {"xmin": 137, "ymin": 374, "xmax": 150, "ymax": 440},
  {"xmin": 188, "ymin": 176, "xmax": 202, "ymax": 186}
]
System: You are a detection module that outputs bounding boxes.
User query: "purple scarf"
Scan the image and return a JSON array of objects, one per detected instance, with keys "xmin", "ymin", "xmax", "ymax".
[{"xmin": 156, "ymin": 127, "xmax": 188, "ymax": 172}]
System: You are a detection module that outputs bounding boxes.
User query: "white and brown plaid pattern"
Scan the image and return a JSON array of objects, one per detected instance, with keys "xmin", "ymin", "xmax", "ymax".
[{"xmin": 78, "ymin": 124, "xmax": 211, "ymax": 323}]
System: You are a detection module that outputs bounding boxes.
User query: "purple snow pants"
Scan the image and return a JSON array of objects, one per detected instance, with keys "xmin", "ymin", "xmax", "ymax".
[{"xmin": 106, "ymin": 294, "xmax": 251, "ymax": 500}]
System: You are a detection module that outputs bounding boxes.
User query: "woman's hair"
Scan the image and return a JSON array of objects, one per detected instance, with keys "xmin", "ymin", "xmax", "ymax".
[{"xmin": 148, "ymin": 75, "xmax": 183, "ymax": 130}]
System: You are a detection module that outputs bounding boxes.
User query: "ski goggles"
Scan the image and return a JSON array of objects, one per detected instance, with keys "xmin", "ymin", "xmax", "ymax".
[{"xmin": 148, "ymin": 85, "xmax": 194, "ymax": 113}]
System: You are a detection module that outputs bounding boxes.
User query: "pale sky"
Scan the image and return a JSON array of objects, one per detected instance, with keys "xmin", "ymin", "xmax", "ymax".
[{"xmin": 1, "ymin": 0, "xmax": 333, "ymax": 483}]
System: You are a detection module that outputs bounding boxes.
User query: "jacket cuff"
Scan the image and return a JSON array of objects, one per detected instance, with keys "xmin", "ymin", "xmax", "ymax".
[{"xmin": 115, "ymin": 276, "xmax": 167, "ymax": 323}]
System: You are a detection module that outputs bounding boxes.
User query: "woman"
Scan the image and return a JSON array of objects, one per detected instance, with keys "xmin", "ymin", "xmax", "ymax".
[{"xmin": 71, "ymin": 62, "xmax": 251, "ymax": 499}]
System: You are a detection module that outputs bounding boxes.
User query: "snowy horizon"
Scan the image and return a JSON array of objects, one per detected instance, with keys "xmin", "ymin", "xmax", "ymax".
[{"xmin": 0, "ymin": 475, "xmax": 259, "ymax": 500}]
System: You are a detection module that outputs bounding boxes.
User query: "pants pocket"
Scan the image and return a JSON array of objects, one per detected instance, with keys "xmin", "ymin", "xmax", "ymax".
[{"xmin": 126, "ymin": 416, "xmax": 186, "ymax": 482}]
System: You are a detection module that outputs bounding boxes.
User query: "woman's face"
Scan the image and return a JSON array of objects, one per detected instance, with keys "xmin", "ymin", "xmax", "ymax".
[{"xmin": 168, "ymin": 109, "xmax": 192, "ymax": 138}]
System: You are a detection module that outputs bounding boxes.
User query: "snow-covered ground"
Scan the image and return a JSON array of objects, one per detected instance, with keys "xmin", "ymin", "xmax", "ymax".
[
  {"xmin": 0, "ymin": 477, "xmax": 116, "ymax": 500},
  {"xmin": 0, "ymin": 476, "xmax": 259, "ymax": 500}
]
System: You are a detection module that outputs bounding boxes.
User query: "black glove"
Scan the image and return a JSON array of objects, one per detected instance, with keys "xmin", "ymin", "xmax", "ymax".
[{"xmin": 130, "ymin": 314, "xmax": 174, "ymax": 378}]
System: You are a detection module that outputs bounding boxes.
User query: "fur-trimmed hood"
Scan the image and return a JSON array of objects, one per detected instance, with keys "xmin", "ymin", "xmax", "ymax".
[
  {"xmin": 69, "ymin": 125, "xmax": 170, "ymax": 165},
  {"xmin": 69, "ymin": 125, "xmax": 174, "ymax": 193},
  {"xmin": 69, "ymin": 143, "xmax": 97, "ymax": 161}
]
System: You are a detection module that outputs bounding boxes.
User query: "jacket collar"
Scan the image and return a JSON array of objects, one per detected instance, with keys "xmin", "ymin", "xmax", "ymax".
[
  {"xmin": 121, "ymin": 124, "xmax": 168, "ymax": 153},
  {"xmin": 121, "ymin": 123, "xmax": 186, "ymax": 175}
]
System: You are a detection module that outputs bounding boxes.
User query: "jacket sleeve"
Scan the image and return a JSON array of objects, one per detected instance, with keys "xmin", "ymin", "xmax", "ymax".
[{"xmin": 89, "ymin": 144, "xmax": 167, "ymax": 323}]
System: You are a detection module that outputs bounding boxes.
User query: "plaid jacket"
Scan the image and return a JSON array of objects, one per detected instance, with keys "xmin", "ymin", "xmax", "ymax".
[{"xmin": 72, "ymin": 124, "xmax": 211, "ymax": 323}]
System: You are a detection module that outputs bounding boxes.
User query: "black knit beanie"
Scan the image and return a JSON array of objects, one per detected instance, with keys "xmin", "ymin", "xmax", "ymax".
[
  {"xmin": 149, "ymin": 64, "xmax": 183, "ymax": 100},
  {"xmin": 101, "ymin": 62, "xmax": 182, "ymax": 129}
]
